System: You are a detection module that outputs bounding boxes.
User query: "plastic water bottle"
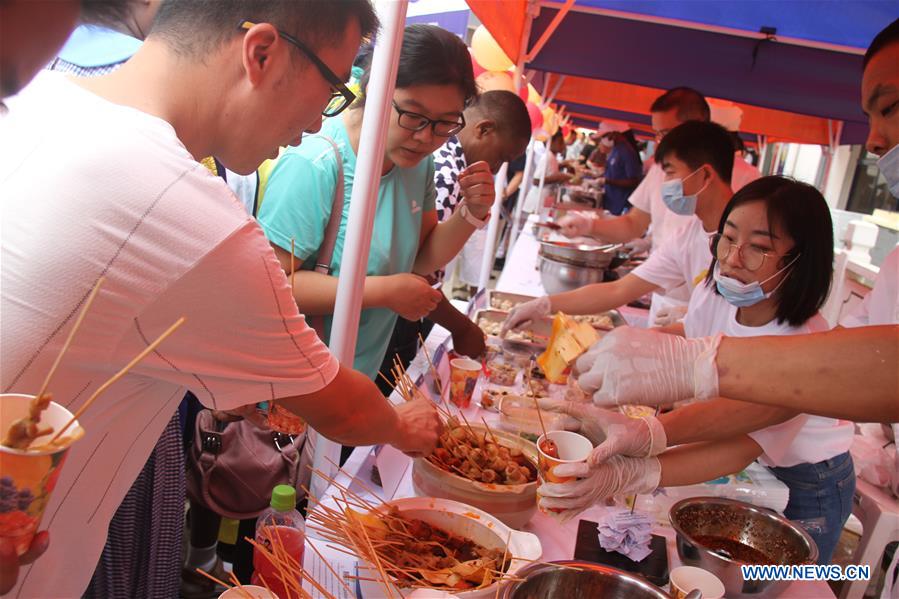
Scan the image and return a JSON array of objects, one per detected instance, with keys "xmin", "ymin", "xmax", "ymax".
[{"xmin": 251, "ymin": 484, "xmax": 305, "ymax": 599}]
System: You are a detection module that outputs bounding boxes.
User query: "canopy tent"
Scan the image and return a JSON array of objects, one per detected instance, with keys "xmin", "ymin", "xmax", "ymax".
[{"xmin": 467, "ymin": 0, "xmax": 893, "ymax": 145}]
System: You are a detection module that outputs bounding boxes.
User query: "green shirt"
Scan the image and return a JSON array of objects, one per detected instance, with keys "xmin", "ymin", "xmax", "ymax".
[{"xmin": 258, "ymin": 117, "xmax": 436, "ymax": 379}]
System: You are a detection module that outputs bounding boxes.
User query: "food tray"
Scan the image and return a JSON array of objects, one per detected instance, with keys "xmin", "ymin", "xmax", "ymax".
[
  {"xmin": 474, "ymin": 309, "xmax": 552, "ymax": 352},
  {"xmin": 571, "ymin": 309, "xmax": 626, "ymax": 331},
  {"xmin": 486, "ymin": 290, "xmax": 538, "ymax": 312}
]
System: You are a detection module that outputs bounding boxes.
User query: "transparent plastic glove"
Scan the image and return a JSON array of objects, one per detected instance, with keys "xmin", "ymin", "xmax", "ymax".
[
  {"xmin": 537, "ymin": 456, "xmax": 661, "ymax": 521},
  {"xmin": 624, "ymin": 236, "xmax": 652, "ymax": 256},
  {"xmin": 575, "ymin": 327, "xmax": 722, "ymax": 407},
  {"xmin": 537, "ymin": 398, "xmax": 666, "ymax": 466},
  {"xmin": 653, "ymin": 304, "xmax": 688, "ymax": 327},
  {"xmin": 500, "ymin": 296, "xmax": 552, "ymax": 336},
  {"xmin": 556, "ymin": 212, "xmax": 594, "ymax": 238}
]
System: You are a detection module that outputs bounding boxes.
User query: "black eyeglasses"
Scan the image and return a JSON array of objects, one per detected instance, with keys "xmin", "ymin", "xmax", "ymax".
[
  {"xmin": 239, "ymin": 21, "xmax": 355, "ymax": 117},
  {"xmin": 392, "ymin": 101, "xmax": 465, "ymax": 137}
]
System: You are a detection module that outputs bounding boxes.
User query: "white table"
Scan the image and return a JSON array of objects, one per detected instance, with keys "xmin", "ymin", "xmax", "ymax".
[{"xmin": 303, "ymin": 325, "xmax": 834, "ymax": 598}]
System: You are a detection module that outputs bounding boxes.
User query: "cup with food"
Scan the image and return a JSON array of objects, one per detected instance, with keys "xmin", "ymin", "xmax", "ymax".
[
  {"xmin": 449, "ymin": 358, "xmax": 482, "ymax": 409},
  {"xmin": 535, "ymin": 430, "xmax": 592, "ymax": 514},
  {"xmin": 0, "ymin": 393, "xmax": 84, "ymax": 557}
]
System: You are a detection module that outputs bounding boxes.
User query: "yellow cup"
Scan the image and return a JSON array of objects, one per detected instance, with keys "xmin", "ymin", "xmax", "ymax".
[
  {"xmin": 449, "ymin": 358, "xmax": 481, "ymax": 409},
  {"xmin": 0, "ymin": 394, "xmax": 83, "ymax": 556}
]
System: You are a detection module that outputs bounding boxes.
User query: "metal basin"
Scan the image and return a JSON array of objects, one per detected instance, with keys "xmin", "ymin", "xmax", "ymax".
[
  {"xmin": 501, "ymin": 561, "xmax": 672, "ymax": 599},
  {"xmin": 539, "ymin": 255, "xmax": 605, "ymax": 294},
  {"xmin": 539, "ymin": 239, "xmax": 621, "ymax": 268},
  {"xmin": 670, "ymin": 497, "xmax": 818, "ymax": 598}
]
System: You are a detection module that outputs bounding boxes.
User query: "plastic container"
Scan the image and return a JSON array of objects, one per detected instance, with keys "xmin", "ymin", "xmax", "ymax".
[{"xmin": 251, "ymin": 485, "xmax": 305, "ymax": 599}]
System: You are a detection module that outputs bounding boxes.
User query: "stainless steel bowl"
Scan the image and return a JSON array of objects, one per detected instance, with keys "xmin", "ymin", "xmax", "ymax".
[
  {"xmin": 670, "ymin": 497, "xmax": 818, "ymax": 598},
  {"xmin": 539, "ymin": 240, "xmax": 622, "ymax": 268},
  {"xmin": 500, "ymin": 561, "xmax": 672, "ymax": 599},
  {"xmin": 539, "ymin": 255, "xmax": 605, "ymax": 294}
]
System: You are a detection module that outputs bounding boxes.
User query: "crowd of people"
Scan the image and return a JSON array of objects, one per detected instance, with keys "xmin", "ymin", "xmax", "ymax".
[{"xmin": 0, "ymin": 0, "xmax": 896, "ymax": 596}]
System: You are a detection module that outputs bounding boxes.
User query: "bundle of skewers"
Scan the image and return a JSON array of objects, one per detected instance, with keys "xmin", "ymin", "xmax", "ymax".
[{"xmin": 382, "ymin": 344, "xmax": 537, "ymax": 487}]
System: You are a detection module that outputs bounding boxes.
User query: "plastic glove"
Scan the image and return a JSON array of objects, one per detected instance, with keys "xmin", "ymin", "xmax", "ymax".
[
  {"xmin": 537, "ymin": 399, "xmax": 666, "ymax": 466},
  {"xmin": 538, "ymin": 456, "xmax": 661, "ymax": 521},
  {"xmin": 556, "ymin": 212, "xmax": 594, "ymax": 238},
  {"xmin": 575, "ymin": 327, "xmax": 722, "ymax": 408},
  {"xmin": 500, "ymin": 296, "xmax": 552, "ymax": 337},
  {"xmin": 624, "ymin": 236, "xmax": 652, "ymax": 256},
  {"xmin": 653, "ymin": 304, "xmax": 688, "ymax": 327}
]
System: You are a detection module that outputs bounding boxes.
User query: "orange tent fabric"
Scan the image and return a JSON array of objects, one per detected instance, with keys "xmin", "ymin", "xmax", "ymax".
[{"xmin": 466, "ymin": 0, "xmax": 528, "ymax": 64}]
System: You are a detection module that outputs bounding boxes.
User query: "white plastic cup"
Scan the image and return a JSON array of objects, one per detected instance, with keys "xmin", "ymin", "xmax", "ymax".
[{"xmin": 669, "ymin": 565, "xmax": 725, "ymax": 599}]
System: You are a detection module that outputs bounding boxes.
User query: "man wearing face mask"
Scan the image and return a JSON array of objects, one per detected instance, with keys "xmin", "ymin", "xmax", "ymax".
[
  {"xmin": 502, "ymin": 121, "xmax": 735, "ymax": 335},
  {"xmin": 562, "ymin": 19, "xmax": 899, "ymax": 428},
  {"xmin": 593, "ymin": 120, "xmax": 642, "ymax": 216}
]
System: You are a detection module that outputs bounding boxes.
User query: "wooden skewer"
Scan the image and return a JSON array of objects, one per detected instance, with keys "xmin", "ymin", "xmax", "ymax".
[
  {"xmin": 50, "ymin": 316, "xmax": 186, "ymax": 442},
  {"xmin": 526, "ymin": 358, "xmax": 549, "ymax": 441},
  {"xmin": 496, "ymin": 530, "xmax": 512, "ymax": 599},
  {"xmin": 36, "ymin": 277, "xmax": 105, "ymax": 402},
  {"xmin": 306, "ymin": 538, "xmax": 355, "ymax": 598},
  {"xmin": 481, "ymin": 416, "xmax": 501, "ymax": 445},
  {"xmin": 227, "ymin": 572, "xmax": 254, "ymax": 599}
]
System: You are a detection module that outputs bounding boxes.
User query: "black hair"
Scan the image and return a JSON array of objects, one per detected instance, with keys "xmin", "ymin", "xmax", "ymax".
[
  {"xmin": 704, "ymin": 176, "xmax": 834, "ymax": 327},
  {"xmin": 654, "ymin": 120, "xmax": 734, "ymax": 184},
  {"xmin": 551, "ymin": 129, "xmax": 565, "ymax": 142},
  {"xmin": 728, "ymin": 131, "xmax": 746, "ymax": 154},
  {"xmin": 80, "ymin": 0, "xmax": 134, "ymax": 28},
  {"xmin": 152, "ymin": 0, "xmax": 379, "ymax": 56},
  {"xmin": 356, "ymin": 24, "xmax": 477, "ymax": 107},
  {"xmin": 863, "ymin": 18, "xmax": 899, "ymax": 69},
  {"xmin": 650, "ymin": 86, "xmax": 711, "ymax": 122},
  {"xmin": 468, "ymin": 90, "xmax": 531, "ymax": 146}
]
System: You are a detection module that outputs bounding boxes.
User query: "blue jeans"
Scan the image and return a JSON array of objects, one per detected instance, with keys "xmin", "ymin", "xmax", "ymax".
[{"xmin": 768, "ymin": 452, "xmax": 855, "ymax": 564}]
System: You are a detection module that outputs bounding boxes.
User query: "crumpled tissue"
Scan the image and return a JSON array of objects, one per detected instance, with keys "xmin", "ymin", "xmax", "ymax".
[{"xmin": 598, "ymin": 508, "xmax": 653, "ymax": 562}]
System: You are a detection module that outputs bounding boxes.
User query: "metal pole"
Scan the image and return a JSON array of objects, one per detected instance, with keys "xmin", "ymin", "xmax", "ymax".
[
  {"xmin": 508, "ymin": 138, "xmax": 536, "ymax": 251},
  {"xmin": 477, "ymin": 162, "xmax": 509, "ymax": 290},
  {"xmin": 309, "ymin": 0, "xmax": 408, "ymax": 503}
]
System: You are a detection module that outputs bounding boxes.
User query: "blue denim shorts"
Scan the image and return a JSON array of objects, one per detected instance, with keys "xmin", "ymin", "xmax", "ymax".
[{"xmin": 767, "ymin": 452, "xmax": 855, "ymax": 564}]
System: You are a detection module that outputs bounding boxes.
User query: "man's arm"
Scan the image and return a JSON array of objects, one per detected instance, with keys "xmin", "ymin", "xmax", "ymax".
[
  {"xmin": 550, "ymin": 273, "xmax": 658, "ymax": 316},
  {"xmin": 587, "ymin": 208, "xmax": 651, "ymax": 243},
  {"xmin": 427, "ymin": 295, "xmax": 486, "ymax": 358},
  {"xmin": 715, "ymin": 326, "xmax": 899, "ymax": 422},
  {"xmin": 659, "ymin": 398, "xmax": 796, "ymax": 446},
  {"xmin": 277, "ymin": 364, "xmax": 441, "ymax": 452}
]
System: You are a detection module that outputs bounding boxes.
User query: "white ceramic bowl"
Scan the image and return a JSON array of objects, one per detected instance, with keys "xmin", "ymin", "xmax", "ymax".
[{"xmin": 356, "ymin": 496, "xmax": 542, "ymax": 599}]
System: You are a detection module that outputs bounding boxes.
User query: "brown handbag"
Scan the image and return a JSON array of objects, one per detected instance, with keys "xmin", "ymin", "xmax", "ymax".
[{"xmin": 186, "ymin": 409, "xmax": 309, "ymax": 520}]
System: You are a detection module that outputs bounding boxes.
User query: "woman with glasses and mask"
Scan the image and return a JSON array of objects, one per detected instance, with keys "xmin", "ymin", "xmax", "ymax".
[
  {"xmin": 257, "ymin": 24, "xmax": 484, "ymax": 381},
  {"xmin": 538, "ymin": 177, "xmax": 854, "ymax": 564}
]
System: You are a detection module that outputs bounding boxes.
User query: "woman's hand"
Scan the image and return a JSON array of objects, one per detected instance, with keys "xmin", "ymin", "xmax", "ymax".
[
  {"xmin": 383, "ymin": 274, "xmax": 442, "ymax": 320},
  {"xmin": 451, "ymin": 319, "xmax": 486, "ymax": 359},
  {"xmin": 458, "ymin": 161, "xmax": 494, "ymax": 219},
  {"xmin": 1, "ymin": 531, "xmax": 48, "ymax": 594},
  {"xmin": 389, "ymin": 397, "xmax": 444, "ymax": 457}
]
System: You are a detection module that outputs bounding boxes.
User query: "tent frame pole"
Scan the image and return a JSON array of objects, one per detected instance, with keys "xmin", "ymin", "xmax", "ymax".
[{"xmin": 309, "ymin": 0, "xmax": 408, "ymax": 504}]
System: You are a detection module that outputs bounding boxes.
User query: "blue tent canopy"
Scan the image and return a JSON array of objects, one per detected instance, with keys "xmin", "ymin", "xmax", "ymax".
[{"xmin": 521, "ymin": 1, "xmax": 895, "ymax": 140}]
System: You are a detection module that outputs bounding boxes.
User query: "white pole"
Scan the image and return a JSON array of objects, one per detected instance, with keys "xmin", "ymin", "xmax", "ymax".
[
  {"xmin": 507, "ymin": 137, "xmax": 535, "ymax": 251},
  {"xmin": 309, "ymin": 0, "xmax": 408, "ymax": 503},
  {"xmin": 477, "ymin": 162, "xmax": 509, "ymax": 289}
]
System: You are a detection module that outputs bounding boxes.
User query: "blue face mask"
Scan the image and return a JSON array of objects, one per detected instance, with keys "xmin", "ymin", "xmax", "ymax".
[
  {"xmin": 877, "ymin": 143, "xmax": 899, "ymax": 199},
  {"xmin": 713, "ymin": 256, "xmax": 799, "ymax": 308},
  {"xmin": 660, "ymin": 167, "xmax": 708, "ymax": 216}
]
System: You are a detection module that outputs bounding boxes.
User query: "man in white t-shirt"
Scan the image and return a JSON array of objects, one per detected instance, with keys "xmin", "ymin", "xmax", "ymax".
[
  {"xmin": 0, "ymin": 3, "xmax": 444, "ymax": 597},
  {"xmin": 502, "ymin": 121, "xmax": 736, "ymax": 334},
  {"xmin": 556, "ymin": 87, "xmax": 760, "ymax": 324}
]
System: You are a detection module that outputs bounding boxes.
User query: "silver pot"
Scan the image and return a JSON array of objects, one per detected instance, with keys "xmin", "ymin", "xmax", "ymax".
[
  {"xmin": 539, "ymin": 239, "xmax": 622, "ymax": 268},
  {"xmin": 670, "ymin": 497, "xmax": 818, "ymax": 598},
  {"xmin": 500, "ymin": 560, "xmax": 672, "ymax": 599},
  {"xmin": 539, "ymin": 255, "xmax": 605, "ymax": 294}
]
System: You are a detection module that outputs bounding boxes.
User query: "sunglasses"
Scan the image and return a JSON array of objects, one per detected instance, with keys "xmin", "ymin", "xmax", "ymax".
[{"xmin": 239, "ymin": 21, "xmax": 355, "ymax": 117}]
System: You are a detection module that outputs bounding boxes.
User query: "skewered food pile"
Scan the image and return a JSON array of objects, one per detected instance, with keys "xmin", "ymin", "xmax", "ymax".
[{"xmin": 427, "ymin": 417, "xmax": 537, "ymax": 486}]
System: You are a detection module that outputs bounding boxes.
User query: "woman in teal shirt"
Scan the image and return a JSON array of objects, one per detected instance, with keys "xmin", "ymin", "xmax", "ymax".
[{"xmin": 258, "ymin": 25, "xmax": 490, "ymax": 378}]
